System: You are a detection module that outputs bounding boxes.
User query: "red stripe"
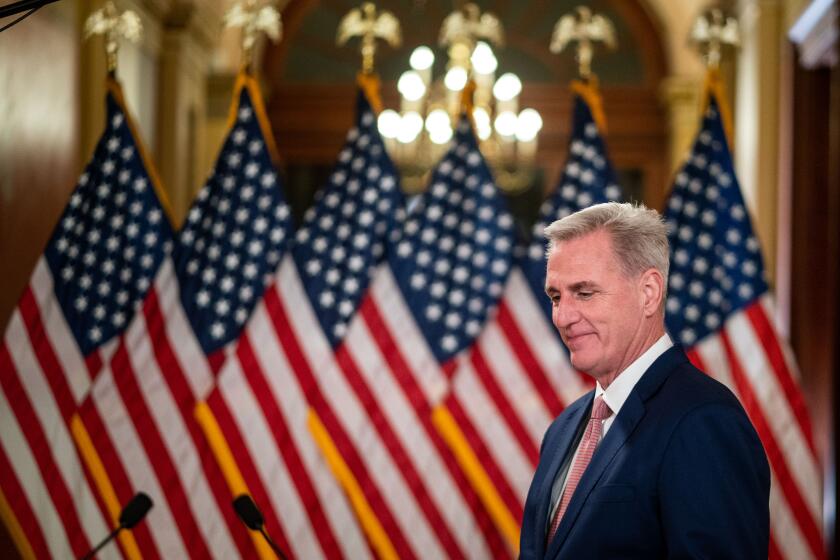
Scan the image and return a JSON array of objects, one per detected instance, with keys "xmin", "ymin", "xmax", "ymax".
[
  {"xmin": 469, "ymin": 345, "xmax": 540, "ymax": 467},
  {"xmin": 496, "ymin": 301, "xmax": 566, "ymax": 417},
  {"xmin": 141, "ymin": 291, "xmax": 254, "ymax": 558},
  {"xmin": 17, "ymin": 288, "xmax": 76, "ymax": 421},
  {"xmin": 0, "ymin": 445, "xmax": 52, "ymax": 559},
  {"xmin": 361, "ymin": 295, "xmax": 511, "ymax": 558},
  {"xmin": 768, "ymin": 533, "xmax": 783, "ymax": 560},
  {"xmin": 85, "ymin": 350, "xmax": 103, "ymax": 383},
  {"xmin": 236, "ymin": 332, "xmax": 342, "ymax": 558},
  {"xmin": 206, "ymin": 386, "xmax": 291, "ymax": 557},
  {"xmin": 106, "ymin": 338, "xmax": 211, "ymax": 557},
  {"xmin": 76, "ymin": 393, "xmax": 160, "ymax": 557},
  {"xmin": 718, "ymin": 330, "xmax": 824, "ymax": 559},
  {"xmin": 0, "ymin": 343, "xmax": 92, "ymax": 557},
  {"xmin": 444, "ymin": 393, "xmax": 525, "ymax": 521},
  {"xmin": 263, "ymin": 286, "xmax": 417, "ymax": 560},
  {"xmin": 744, "ymin": 302, "xmax": 819, "ymax": 457}
]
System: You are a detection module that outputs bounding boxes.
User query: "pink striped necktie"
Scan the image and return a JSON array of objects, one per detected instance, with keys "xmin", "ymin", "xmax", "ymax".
[{"xmin": 547, "ymin": 396, "xmax": 613, "ymax": 544}]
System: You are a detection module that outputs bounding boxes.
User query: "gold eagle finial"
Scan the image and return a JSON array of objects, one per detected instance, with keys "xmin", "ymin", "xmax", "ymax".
[
  {"xmin": 337, "ymin": 2, "xmax": 402, "ymax": 75},
  {"xmin": 690, "ymin": 8, "xmax": 740, "ymax": 69},
  {"xmin": 439, "ymin": 3, "xmax": 504, "ymax": 70},
  {"xmin": 550, "ymin": 6, "xmax": 617, "ymax": 80},
  {"xmin": 84, "ymin": 1, "xmax": 143, "ymax": 73},
  {"xmin": 224, "ymin": 0, "xmax": 285, "ymax": 70}
]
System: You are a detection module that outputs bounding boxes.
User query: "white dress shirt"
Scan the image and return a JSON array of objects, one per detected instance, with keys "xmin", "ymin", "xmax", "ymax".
[{"xmin": 547, "ymin": 333, "xmax": 673, "ymax": 527}]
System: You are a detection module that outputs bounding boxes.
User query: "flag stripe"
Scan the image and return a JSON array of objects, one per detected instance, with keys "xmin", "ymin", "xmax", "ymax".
[
  {"xmin": 469, "ymin": 344, "xmax": 540, "ymax": 466},
  {"xmin": 0, "ymin": 383, "xmax": 55, "ymax": 559},
  {"xmin": 262, "ymin": 276, "xmax": 417, "ymax": 559},
  {"xmin": 444, "ymin": 393, "xmax": 525, "ymax": 521},
  {"xmin": 718, "ymin": 330, "xmax": 823, "ymax": 558},
  {"xmin": 30, "ymin": 259, "xmax": 92, "ymax": 403},
  {"xmin": 355, "ymin": 295, "xmax": 503, "ymax": 558},
  {"xmin": 140, "ymin": 287, "xmax": 249, "ymax": 558},
  {"xmin": 744, "ymin": 301, "xmax": 818, "ymax": 456},
  {"xmin": 234, "ymin": 333, "xmax": 336, "ymax": 558},
  {"xmin": 2, "ymin": 314, "xmax": 96, "ymax": 558},
  {"xmin": 238, "ymin": 303, "xmax": 373, "ymax": 560}
]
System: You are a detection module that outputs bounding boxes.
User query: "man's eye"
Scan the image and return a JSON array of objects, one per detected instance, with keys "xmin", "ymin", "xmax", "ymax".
[{"xmin": 577, "ymin": 292, "xmax": 593, "ymax": 299}]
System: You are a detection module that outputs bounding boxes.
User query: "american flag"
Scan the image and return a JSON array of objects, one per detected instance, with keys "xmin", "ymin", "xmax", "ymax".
[
  {"xmin": 663, "ymin": 80, "xmax": 823, "ymax": 560},
  {"xmin": 72, "ymin": 72, "xmax": 293, "ymax": 558},
  {"xmin": 196, "ymin": 88, "xmax": 403, "ymax": 559},
  {"xmin": 437, "ymin": 83, "xmax": 622, "ymax": 552},
  {"xmin": 0, "ymin": 80, "xmax": 172, "ymax": 559}
]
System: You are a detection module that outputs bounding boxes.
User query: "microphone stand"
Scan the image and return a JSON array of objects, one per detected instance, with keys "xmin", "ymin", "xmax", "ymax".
[
  {"xmin": 80, "ymin": 525, "xmax": 123, "ymax": 560},
  {"xmin": 259, "ymin": 526, "xmax": 289, "ymax": 560}
]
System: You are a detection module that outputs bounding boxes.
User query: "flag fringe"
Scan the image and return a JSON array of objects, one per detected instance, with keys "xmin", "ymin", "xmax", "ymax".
[
  {"xmin": 702, "ymin": 69, "xmax": 734, "ymax": 150},
  {"xmin": 570, "ymin": 79, "xmax": 607, "ymax": 135},
  {"xmin": 193, "ymin": 401, "xmax": 275, "ymax": 560},
  {"xmin": 227, "ymin": 71, "xmax": 283, "ymax": 167},
  {"xmin": 70, "ymin": 414, "xmax": 143, "ymax": 560},
  {"xmin": 356, "ymin": 73, "xmax": 383, "ymax": 114},
  {"xmin": 0, "ymin": 486, "xmax": 36, "ymax": 560},
  {"xmin": 431, "ymin": 404, "xmax": 520, "ymax": 553},
  {"xmin": 306, "ymin": 408, "xmax": 398, "ymax": 560}
]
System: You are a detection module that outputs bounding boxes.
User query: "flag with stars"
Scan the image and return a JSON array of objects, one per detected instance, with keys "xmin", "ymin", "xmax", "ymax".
[
  {"xmin": 0, "ymin": 78, "xmax": 172, "ymax": 559},
  {"xmin": 194, "ymin": 85, "xmax": 403, "ymax": 559},
  {"xmin": 299, "ymin": 112, "xmax": 519, "ymax": 558},
  {"xmin": 71, "ymin": 72, "xmax": 293, "ymax": 558},
  {"xmin": 663, "ymin": 72, "xmax": 822, "ymax": 560},
  {"xmin": 429, "ymin": 82, "xmax": 624, "ymax": 553}
]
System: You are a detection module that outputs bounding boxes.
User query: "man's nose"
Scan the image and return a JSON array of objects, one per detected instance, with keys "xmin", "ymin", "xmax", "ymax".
[{"xmin": 552, "ymin": 299, "xmax": 578, "ymax": 329}]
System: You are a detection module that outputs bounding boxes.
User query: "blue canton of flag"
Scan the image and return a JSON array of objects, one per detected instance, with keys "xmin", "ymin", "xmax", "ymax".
[
  {"xmin": 294, "ymin": 90, "xmax": 404, "ymax": 346},
  {"xmin": 175, "ymin": 86, "xmax": 292, "ymax": 353},
  {"xmin": 519, "ymin": 91, "xmax": 623, "ymax": 322},
  {"xmin": 389, "ymin": 115, "xmax": 515, "ymax": 363},
  {"xmin": 664, "ymin": 96, "xmax": 768, "ymax": 346},
  {"xmin": 45, "ymin": 93, "xmax": 173, "ymax": 355}
]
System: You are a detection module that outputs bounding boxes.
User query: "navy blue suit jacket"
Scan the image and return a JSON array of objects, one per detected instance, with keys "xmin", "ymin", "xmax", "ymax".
[{"xmin": 520, "ymin": 345, "xmax": 770, "ymax": 559}]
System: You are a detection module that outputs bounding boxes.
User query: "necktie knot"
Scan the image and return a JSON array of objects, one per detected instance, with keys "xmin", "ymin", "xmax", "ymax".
[{"xmin": 591, "ymin": 396, "xmax": 612, "ymax": 420}]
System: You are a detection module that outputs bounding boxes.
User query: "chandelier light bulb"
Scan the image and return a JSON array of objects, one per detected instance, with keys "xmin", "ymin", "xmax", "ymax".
[
  {"xmin": 494, "ymin": 110, "xmax": 518, "ymax": 137},
  {"xmin": 515, "ymin": 108, "xmax": 543, "ymax": 141},
  {"xmin": 397, "ymin": 111, "xmax": 424, "ymax": 143},
  {"xmin": 471, "ymin": 41, "xmax": 498, "ymax": 75},
  {"xmin": 430, "ymin": 127, "xmax": 454, "ymax": 145},
  {"xmin": 398, "ymin": 71, "xmax": 427, "ymax": 101},
  {"xmin": 425, "ymin": 109, "xmax": 451, "ymax": 134},
  {"xmin": 473, "ymin": 107, "xmax": 492, "ymax": 140},
  {"xmin": 377, "ymin": 109, "xmax": 401, "ymax": 139},
  {"xmin": 444, "ymin": 67, "xmax": 469, "ymax": 91},
  {"xmin": 410, "ymin": 46, "xmax": 435, "ymax": 71},
  {"xmin": 493, "ymin": 72, "xmax": 522, "ymax": 101}
]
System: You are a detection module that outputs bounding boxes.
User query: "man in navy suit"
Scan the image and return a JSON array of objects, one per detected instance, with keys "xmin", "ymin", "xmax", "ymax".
[{"xmin": 520, "ymin": 202, "xmax": 769, "ymax": 559}]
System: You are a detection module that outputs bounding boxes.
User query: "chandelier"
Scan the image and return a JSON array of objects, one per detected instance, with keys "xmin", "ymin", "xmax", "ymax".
[{"xmin": 376, "ymin": 4, "xmax": 543, "ymax": 194}]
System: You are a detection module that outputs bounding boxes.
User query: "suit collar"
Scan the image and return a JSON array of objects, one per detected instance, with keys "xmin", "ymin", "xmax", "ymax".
[{"xmin": 545, "ymin": 345, "xmax": 689, "ymax": 557}]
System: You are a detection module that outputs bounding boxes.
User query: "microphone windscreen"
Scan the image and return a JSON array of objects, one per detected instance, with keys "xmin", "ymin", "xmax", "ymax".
[
  {"xmin": 233, "ymin": 494, "xmax": 264, "ymax": 531},
  {"xmin": 119, "ymin": 492, "xmax": 153, "ymax": 529}
]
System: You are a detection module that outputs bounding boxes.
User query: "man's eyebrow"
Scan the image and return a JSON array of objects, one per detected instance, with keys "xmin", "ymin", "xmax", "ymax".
[{"xmin": 570, "ymin": 281, "xmax": 598, "ymax": 291}]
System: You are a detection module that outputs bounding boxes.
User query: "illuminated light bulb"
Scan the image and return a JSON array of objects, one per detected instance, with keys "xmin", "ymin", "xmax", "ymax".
[
  {"xmin": 444, "ymin": 67, "xmax": 468, "ymax": 91},
  {"xmin": 430, "ymin": 127, "xmax": 453, "ymax": 145},
  {"xmin": 493, "ymin": 73, "xmax": 522, "ymax": 101},
  {"xmin": 494, "ymin": 110, "xmax": 518, "ymax": 136},
  {"xmin": 397, "ymin": 111, "xmax": 424, "ymax": 143},
  {"xmin": 398, "ymin": 71, "xmax": 426, "ymax": 101},
  {"xmin": 473, "ymin": 107, "xmax": 492, "ymax": 140},
  {"xmin": 425, "ymin": 109, "xmax": 451, "ymax": 134},
  {"xmin": 471, "ymin": 41, "xmax": 498, "ymax": 74},
  {"xmin": 515, "ymin": 108, "xmax": 543, "ymax": 141},
  {"xmin": 377, "ymin": 109, "xmax": 401, "ymax": 139},
  {"xmin": 410, "ymin": 46, "xmax": 435, "ymax": 70}
]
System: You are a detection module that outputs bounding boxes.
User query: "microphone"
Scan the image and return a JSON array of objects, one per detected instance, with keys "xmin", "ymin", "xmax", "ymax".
[
  {"xmin": 80, "ymin": 492, "xmax": 153, "ymax": 560},
  {"xmin": 233, "ymin": 495, "xmax": 288, "ymax": 560}
]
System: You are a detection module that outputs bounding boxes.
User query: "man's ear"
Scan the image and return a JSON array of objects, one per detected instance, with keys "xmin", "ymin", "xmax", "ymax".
[{"xmin": 639, "ymin": 268, "xmax": 665, "ymax": 317}]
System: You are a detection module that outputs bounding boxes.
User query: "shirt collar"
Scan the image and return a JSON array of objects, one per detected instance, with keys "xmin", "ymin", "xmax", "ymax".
[{"xmin": 594, "ymin": 333, "xmax": 673, "ymax": 417}]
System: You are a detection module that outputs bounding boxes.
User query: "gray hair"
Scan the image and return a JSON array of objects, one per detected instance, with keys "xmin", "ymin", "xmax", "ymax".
[{"xmin": 544, "ymin": 202, "xmax": 670, "ymax": 283}]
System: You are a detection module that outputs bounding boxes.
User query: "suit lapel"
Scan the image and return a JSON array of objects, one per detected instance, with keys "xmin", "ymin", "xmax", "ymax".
[
  {"xmin": 533, "ymin": 396, "xmax": 591, "ymax": 558},
  {"xmin": 545, "ymin": 346, "xmax": 689, "ymax": 557}
]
